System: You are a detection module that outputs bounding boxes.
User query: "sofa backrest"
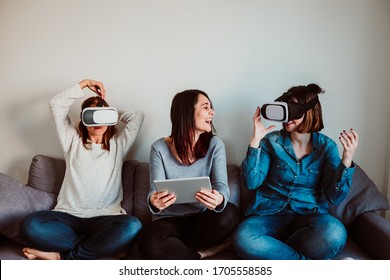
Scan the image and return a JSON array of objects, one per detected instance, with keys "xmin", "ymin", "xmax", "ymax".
[
  {"xmin": 26, "ymin": 155, "xmax": 390, "ymax": 227},
  {"xmin": 26, "ymin": 155, "xmax": 242, "ymax": 225}
]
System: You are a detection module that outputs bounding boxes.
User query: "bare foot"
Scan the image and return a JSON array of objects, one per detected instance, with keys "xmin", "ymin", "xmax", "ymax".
[
  {"xmin": 22, "ymin": 247, "xmax": 61, "ymax": 260},
  {"xmin": 198, "ymin": 239, "xmax": 232, "ymax": 259}
]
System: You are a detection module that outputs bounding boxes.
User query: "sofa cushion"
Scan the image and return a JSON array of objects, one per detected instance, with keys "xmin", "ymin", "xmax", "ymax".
[
  {"xmin": 226, "ymin": 164, "xmax": 241, "ymax": 208},
  {"xmin": 133, "ymin": 162, "xmax": 152, "ymax": 225},
  {"xmin": 0, "ymin": 173, "xmax": 57, "ymax": 243},
  {"xmin": 27, "ymin": 154, "xmax": 65, "ymax": 194},
  {"xmin": 328, "ymin": 164, "xmax": 389, "ymax": 226},
  {"xmin": 238, "ymin": 167, "xmax": 256, "ymax": 220},
  {"xmin": 121, "ymin": 161, "xmax": 136, "ymax": 215}
]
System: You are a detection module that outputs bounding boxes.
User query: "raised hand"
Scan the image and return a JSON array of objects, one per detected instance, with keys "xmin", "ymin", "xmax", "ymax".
[
  {"xmin": 339, "ymin": 128, "xmax": 358, "ymax": 168},
  {"xmin": 249, "ymin": 106, "xmax": 276, "ymax": 148},
  {"xmin": 79, "ymin": 79, "xmax": 106, "ymax": 99}
]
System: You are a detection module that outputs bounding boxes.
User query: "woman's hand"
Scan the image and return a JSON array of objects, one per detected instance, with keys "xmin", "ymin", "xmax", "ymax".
[
  {"xmin": 339, "ymin": 128, "xmax": 359, "ymax": 168},
  {"xmin": 195, "ymin": 189, "xmax": 224, "ymax": 210},
  {"xmin": 79, "ymin": 79, "xmax": 106, "ymax": 99},
  {"xmin": 149, "ymin": 191, "xmax": 176, "ymax": 211},
  {"xmin": 249, "ymin": 106, "xmax": 276, "ymax": 148}
]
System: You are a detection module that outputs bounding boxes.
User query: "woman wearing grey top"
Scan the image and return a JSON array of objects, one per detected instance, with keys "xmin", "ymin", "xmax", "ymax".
[
  {"xmin": 20, "ymin": 79, "xmax": 144, "ymax": 260},
  {"xmin": 138, "ymin": 89, "xmax": 239, "ymax": 259}
]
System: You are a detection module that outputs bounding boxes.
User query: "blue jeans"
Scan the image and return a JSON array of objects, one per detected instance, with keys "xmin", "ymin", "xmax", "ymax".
[
  {"xmin": 20, "ymin": 210, "xmax": 142, "ymax": 259},
  {"xmin": 233, "ymin": 208, "xmax": 347, "ymax": 260}
]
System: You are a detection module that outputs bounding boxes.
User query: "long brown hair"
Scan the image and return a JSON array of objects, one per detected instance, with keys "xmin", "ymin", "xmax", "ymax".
[
  {"xmin": 286, "ymin": 83, "xmax": 324, "ymax": 133},
  {"xmin": 77, "ymin": 96, "xmax": 118, "ymax": 151},
  {"xmin": 170, "ymin": 89, "xmax": 215, "ymax": 165}
]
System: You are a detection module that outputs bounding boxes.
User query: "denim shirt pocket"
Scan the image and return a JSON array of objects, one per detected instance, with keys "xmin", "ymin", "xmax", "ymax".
[
  {"xmin": 269, "ymin": 160, "xmax": 291, "ymax": 185},
  {"xmin": 307, "ymin": 167, "xmax": 321, "ymax": 186}
]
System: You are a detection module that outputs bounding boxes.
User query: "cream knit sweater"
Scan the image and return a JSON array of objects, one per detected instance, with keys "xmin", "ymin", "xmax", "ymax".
[{"xmin": 50, "ymin": 84, "xmax": 144, "ymax": 218}]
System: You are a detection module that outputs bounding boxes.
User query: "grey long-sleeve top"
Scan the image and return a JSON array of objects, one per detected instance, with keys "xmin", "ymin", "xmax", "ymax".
[{"xmin": 148, "ymin": 136, "xmax": 230, "ymax": 219}]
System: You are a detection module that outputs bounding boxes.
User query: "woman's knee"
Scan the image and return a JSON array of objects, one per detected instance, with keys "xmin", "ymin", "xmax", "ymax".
[
  {"xmin": 232, "ymin": 220, "xmax": 256, "ymax": 251},
  {"xmin": 118, "ymin": 215, "xmax": 142, "ymax": 239},
  {"xmin": 212, "ymin": 203, "xmax": 240, "ymax": 231},
  {"xmin": 324, "ymin": 216, "xmax": 347, "ymax": 247},
  {"xmin": 19, "ymin": 211, "xmax": 51, "ymax": 237},
  {"xmin": 233, "ymin": 221, "xmax": 275, "ymax": 259},
  {"xmin": 302, "ymin": 214, "xmax": 347, "ymax": 259}
]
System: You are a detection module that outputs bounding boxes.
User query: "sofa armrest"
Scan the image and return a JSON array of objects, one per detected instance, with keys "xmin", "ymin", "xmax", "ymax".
[{"xmin": 348, "ymin": 211, "xmax": 390, "ymax": 259}]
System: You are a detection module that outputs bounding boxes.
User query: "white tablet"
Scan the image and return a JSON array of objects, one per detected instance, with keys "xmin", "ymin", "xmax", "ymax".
[{"xmin": 153, "ymin": 176, "xmax": 212, "ymax": 204}]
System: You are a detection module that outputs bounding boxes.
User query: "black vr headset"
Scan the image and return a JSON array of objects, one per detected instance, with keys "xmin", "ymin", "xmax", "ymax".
[
  {"xmin": 81, "ymin": 107, "xmax": 118, "ymax": 126},
  {"xmin": 260, "ymin": 92, "xmax": 319, "ymax": 122}
]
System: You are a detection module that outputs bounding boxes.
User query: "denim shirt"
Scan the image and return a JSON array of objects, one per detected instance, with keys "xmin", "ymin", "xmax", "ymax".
[{"xmin": 242, "ymin": 130, "xmax": 355, "ymax": 216}]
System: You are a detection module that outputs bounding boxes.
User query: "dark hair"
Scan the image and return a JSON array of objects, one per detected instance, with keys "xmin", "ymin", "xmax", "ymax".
[
  {"xmin": 170, "ymin": 89, "xmax": 215, "ymax": 165},
  {"xmin": 285, "ymin": 83, "xmax": 324, "ymax": 133},
  {"xmin": 77, "ymin": 96, "xmax": 118, "ymax": 151}
]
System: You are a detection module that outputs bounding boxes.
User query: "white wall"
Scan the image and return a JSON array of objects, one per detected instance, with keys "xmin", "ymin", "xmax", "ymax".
[{"xmin": 1, "ymin": 0, "xmax": 389, "ymax": 217}]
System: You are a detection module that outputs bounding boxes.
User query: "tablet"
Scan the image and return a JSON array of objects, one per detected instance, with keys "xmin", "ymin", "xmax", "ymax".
[{"xmin": 153, "ymin": 176, "xmax": 212, "ymax": 204}]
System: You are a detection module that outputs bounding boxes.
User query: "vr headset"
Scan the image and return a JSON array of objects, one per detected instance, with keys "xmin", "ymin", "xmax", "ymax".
[
  {"xmin": 81, "ymin": 107, "xmax": 118, "ymax": 126},
  {"xmin": 260, "ymin": 92, "xmax": 319, "ymax": 122}
]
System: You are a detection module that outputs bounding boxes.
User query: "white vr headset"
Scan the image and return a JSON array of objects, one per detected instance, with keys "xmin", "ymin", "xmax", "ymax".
[
  {"xmin": 260, "ymin": 92, "xmax": 319, "ymax": 122},
  {"xmin": 81, "ymin": 107, "xmax": 118, "ymax": 126}
]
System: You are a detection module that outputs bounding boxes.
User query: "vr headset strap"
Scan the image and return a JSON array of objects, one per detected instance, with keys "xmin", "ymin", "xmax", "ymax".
[
  {"xmin": 275, "ymin": 92, "xmax": 291, "ymax": 102},
  {"xmin": 275, "ymin": 92, "xmax": 319, "ymax": 112},
  {"xmin": 298, "ymin": 96, "xmax": 319, "ymax": 114}
]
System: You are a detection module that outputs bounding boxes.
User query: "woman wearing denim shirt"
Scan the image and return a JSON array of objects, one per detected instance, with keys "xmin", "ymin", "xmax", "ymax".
[{"xmin": 233, "ymin": 83, "xmax": 358, "ymax": 260}]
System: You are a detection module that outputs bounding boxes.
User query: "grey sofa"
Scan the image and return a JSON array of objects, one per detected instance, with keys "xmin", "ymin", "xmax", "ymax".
[{"xmin": 1, "ymin": 154, "xmax": 389, "ymax": 260}]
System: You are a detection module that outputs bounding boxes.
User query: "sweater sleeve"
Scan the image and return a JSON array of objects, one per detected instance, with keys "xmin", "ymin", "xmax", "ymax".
[
  {"xmin": 49, "ymin": 84, "xmax": 84, "ymax": 154},
  {"xmin": 115, "ymin": 110, "xmax": 144, "ymax": 158}
]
